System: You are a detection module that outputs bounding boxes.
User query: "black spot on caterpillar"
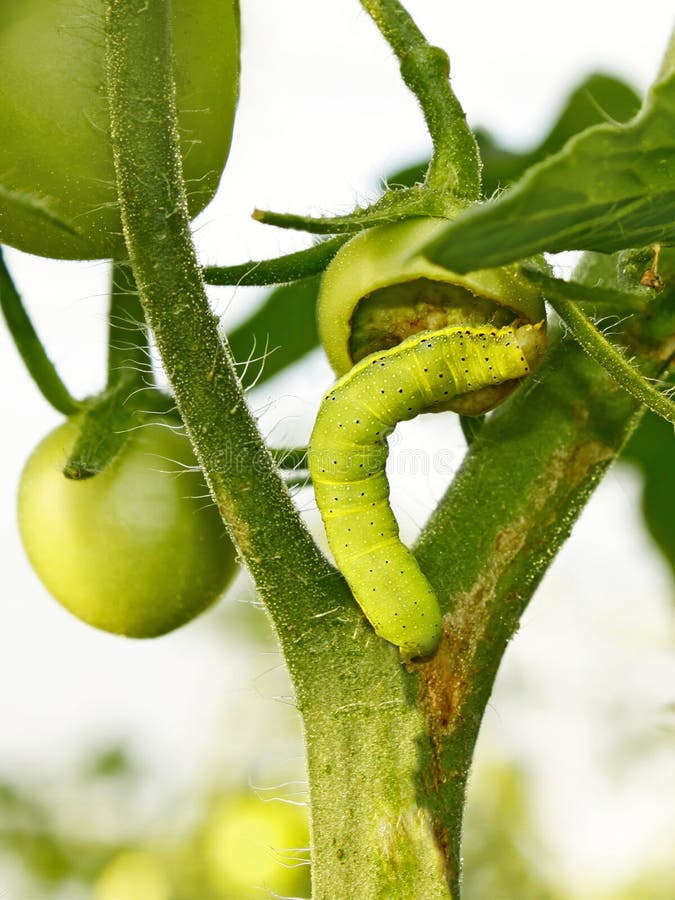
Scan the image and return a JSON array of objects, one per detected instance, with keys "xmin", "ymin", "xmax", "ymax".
[{"xmin": 308, "ymin": 323, "xmax": 545, "ymax": 659}]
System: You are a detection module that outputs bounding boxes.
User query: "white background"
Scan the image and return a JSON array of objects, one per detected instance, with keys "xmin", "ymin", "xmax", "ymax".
[{"xmin": 1, "ymin": 1, "xmax": 674, "ymax": 895}]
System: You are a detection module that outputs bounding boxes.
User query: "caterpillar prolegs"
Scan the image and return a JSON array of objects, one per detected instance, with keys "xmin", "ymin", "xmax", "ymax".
[{"xmin": 308, "ymin": 323, "xmax": 546, "ymax": 659}]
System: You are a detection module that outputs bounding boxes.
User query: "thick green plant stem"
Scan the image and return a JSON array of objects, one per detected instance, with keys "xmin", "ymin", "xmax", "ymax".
[
  {"xmin": 0, "ymin": 247, "xmax": 81, "ymax": 415},
  {"xmin": 410, "ymin": 328, "xmax": 674, "ymax": 886},
  {"xmin": 203, "ymin": 236, "xmax": 347, "ymax": 286},
  {"xmin": 104, "ymin": 5, "xmax": 455, "ymax": 898},
  {"xmin": 104, "ymin": 0, "xmax": 329, "ymax": 624},
  {"xmin": 360, "ymin": 0, "xmax": 481, "ymax": 199}
]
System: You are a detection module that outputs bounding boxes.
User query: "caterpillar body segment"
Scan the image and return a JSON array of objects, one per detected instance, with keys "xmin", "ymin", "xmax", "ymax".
[{"xmin": 309, "ymin": 323, "xmax": 544, "ymax": 659}]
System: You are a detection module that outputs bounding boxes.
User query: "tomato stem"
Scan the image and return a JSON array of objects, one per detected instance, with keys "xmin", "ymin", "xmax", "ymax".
[
  {"xmin": 360, "ymin": 0, "xmax": 481, "ymax": 200},
  {"xmin": 62, "ymin": 380, "xmax": 139, "ymax": 480},
  {"xmin": 539, "ymin": 281, "xmax": 675, "ymax": 425},
  {"xmin": 0, "ymin": 247, "xmax": 82, "ymax": 416},
  {"xmin": 107, "ymin": 261, "xmax": 152, "ymax": 391},
  {"xmin": 251, "ymin": 183, "xmax": 459, "ymax": 235},
  {"xmin": 104, "ymin": 0, "xmax": 336, "ymax": 624}
]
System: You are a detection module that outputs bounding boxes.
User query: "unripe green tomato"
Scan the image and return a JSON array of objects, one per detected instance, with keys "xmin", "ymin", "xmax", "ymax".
[
  {"xmin": 318, "ymin": 217, "xmax": 547, "ymax": 414},
  {"xmin": 17, "ymin": 418, "xmax": 238, "ymax": 637},
  {"xmin": 0, "ymin": 0, "xmax": 239, "ymax": 260}
]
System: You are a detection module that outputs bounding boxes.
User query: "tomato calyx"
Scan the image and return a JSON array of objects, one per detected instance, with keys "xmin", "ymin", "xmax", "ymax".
[{"xmin": 62, "ymin": 382, "xmax": 178, "ymax": 481}]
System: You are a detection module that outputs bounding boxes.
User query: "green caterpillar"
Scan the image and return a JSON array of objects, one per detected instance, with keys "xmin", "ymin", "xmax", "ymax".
[{"xmin": 308, "ymin": 323, "xmax": 545, "ymax": 659}]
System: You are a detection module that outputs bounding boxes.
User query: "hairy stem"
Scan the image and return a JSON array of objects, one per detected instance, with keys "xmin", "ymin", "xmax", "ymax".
[
  {"xmin": 252, "ymin": 184, "xmax": 459, "ymax": 234},
  {"xmin": 546, "ymin": 289, "xmax": 675, "ymax": 424},
  {"xmin": 360, "ymin": 0, "xmax": 481, "ymax": 199},
  {"xmin": 104, "ymin": 5, "xmax": 455, "ymax": 898},
  {"xmin": 107, "ymin": 261, "xmax": 150, "ymax": 390},
  {"xmin": 104, "ymin": 0, "xmax": 333, "ymax": 632}
]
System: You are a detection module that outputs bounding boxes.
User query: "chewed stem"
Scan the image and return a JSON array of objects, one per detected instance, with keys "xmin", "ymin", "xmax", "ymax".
[{"xmin": 309, "ymin": 323, "xmax": 543, "ymax": 658}]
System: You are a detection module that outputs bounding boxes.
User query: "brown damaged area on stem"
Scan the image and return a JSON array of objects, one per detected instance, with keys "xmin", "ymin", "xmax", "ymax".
[
  {"xmin": 413, "ymin": 437, "xmax": 614, "ymax": 751},
  {"xmin": 406, "ymin": 437, "xmax": 616, "ymax": 878}
]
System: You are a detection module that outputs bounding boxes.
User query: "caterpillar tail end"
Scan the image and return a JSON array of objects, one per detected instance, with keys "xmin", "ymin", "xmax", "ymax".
[
  {"xmin": 397, "ymin": 623, "xmax": 443, "ymax": 662},
  {"xmin": 364, "ymin": 600, "xmax": 443, "ymax": 661}
]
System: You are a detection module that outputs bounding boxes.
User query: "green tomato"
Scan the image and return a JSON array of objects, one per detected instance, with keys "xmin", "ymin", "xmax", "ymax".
[
  {"xmin": 17, "ymin": 417, "xmax": 238, "ymax": 637},
  {"xmin": 317, "ymin": 217, "xmax": 547, "ymax": 415},
  {"xmin": 0, "ymin": 0, "xmax": 239, "ymax": 260}
]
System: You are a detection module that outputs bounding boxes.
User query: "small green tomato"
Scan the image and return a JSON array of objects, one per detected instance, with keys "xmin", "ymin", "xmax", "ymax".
[{"xmin": 17, "ymin": 417, "xmax": 237, "ymax": 637}]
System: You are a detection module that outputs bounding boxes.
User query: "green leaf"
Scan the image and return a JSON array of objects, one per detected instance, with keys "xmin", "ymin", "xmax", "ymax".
[
  {"xmin": 226, "ymin": 276, "xmax": 320, "ymax": 389},
  {"xmin": 422, "ymin": 31, "xmax": 675, "ymax": 272},
  {"xmin": 622, "ymin": 410, "xmax": 675, "ymax": 578},
  {"xmin": 382, "ymin": 73, "xmax": 641, "ymax": 201},
  {"xmin": 477, "ymin": 72, "xmax": 641, "ymax": 196}
]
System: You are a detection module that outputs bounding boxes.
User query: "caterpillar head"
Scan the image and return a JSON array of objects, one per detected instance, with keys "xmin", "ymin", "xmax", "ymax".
[{"xmin": 318, "ymin": 218, "xmax": 548, "ymax": 414}]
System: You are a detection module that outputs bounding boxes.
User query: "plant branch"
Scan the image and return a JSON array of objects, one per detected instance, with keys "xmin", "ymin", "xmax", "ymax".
[
  {"xmin": 251, "ymin": 184, "xmax": 456, "ymax": 235},
  {"xmin": 107, "ymin": 261, "xmax": 150, "ymax": 389},
  {"xmin": 104, "ymin": 0, "xmax": 334, "ymax": 630},
  {"xmin": 0, "ymin": 247, "xmax": 82, "ymax": 415},
  {"xmin": 359, "ymin": 0, "xmax": 481, "ymax": 199},
  {"xmin": 535, "ymin": 278, "xmax": 675, "ymax": 424},
  {"xmin": 103, "ymin": 6, "xmax": 460, "ymax": 898}
]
